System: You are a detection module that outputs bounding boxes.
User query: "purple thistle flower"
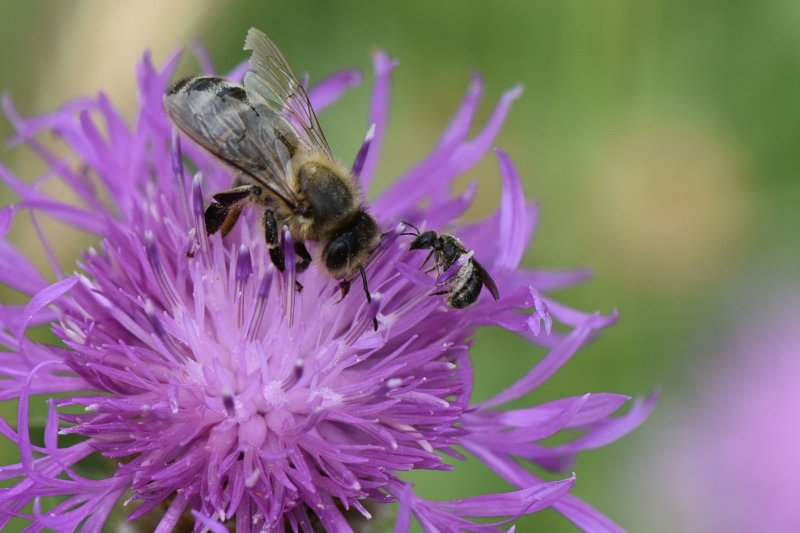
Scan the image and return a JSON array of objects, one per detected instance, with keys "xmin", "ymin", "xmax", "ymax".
[{"xmin": 0, "ymin": 39, "xmax": 653, "ymax": 532}]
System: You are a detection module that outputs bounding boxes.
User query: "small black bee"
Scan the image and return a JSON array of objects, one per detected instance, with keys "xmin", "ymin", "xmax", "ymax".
[{"xmin": 402, "ymin": 222, "xmax": 499, "ymax": 308}]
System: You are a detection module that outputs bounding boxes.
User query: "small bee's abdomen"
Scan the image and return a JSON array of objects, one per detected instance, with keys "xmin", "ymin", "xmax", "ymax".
[{"xmin": 447, "ymin": 264, "xmax": 483, "ymax": 309}]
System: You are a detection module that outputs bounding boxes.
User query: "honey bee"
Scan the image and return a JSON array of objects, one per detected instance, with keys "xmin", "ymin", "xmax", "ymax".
[
  {"xmin": 402, "ymin": 223, "xmax": 499, "ymax": 308},
  {"xmin": 163, "ymin": 28, "xmax": 380, "ymax": 322}
]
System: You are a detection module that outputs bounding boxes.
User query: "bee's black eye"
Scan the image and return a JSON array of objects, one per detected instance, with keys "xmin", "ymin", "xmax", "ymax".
[{"xmin": 324, "ymin": 235, "xmax": 353, "ymax": 271}]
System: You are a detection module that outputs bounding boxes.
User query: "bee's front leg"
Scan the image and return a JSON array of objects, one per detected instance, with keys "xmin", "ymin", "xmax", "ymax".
[
  {"xmin": 419, "ymin": 250, "xmax": 436, "ymax": 273},
  {"xmin": 357, "ymin": 266, "xmax": 378, "ymax": 331},
  {"xmin": 338, "ymin": 279, "xmax": 350, "ymax": 301},
  {"xmin": 337, "ymin": 272, "xmax": 377, "ymax": 330}
]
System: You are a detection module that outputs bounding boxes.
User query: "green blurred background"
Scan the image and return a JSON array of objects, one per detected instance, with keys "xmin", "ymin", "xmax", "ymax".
[{"xmin": 1, "ymin": 1, "xmax": 798, "ymax": 531}]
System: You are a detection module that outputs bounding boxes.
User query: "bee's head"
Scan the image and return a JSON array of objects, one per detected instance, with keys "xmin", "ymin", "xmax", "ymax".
[
  {"xmin": 409, "ymin": 231, "xmax": 439, "ymax": 251},
  {"xmin": 323, "ymin": 210, "xmax": 380, "ymax": 279}
]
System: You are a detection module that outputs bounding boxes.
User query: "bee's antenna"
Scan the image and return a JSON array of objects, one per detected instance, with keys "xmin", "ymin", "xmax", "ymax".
[{"xmin": 399, "ymin": 220, "xmax": 420, "ymax": 235}]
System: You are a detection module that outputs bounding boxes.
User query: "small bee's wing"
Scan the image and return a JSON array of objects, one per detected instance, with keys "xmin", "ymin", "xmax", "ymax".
[
  {"xmin": 243, "ymin": 28, "xmax": 333, "ymax": 156},
  {"xmin": 473, "ymin": 259, "xmax": 500, "ymax": 301},
  {"xmin": 164, "ymin": 76, "xmax": 301, "ymax": 208}
]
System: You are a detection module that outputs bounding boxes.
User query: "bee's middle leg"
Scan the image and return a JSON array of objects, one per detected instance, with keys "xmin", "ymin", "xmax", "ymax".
[
  {"xmin": 263, "ymin": 209, "xmax": 286, "ymax": 272},
  {"xmin": 419, "ymin": 250, "xmax": 435, "ymax": 272},
  {"xmin": 294, "ymin": 241, "xmax": 312, "ymax": 273}
]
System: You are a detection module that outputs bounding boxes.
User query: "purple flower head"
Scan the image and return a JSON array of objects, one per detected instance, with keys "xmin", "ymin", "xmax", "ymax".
[{"xmin": 0, "ymin": 35, "xmax": 653, "ymax": 532}]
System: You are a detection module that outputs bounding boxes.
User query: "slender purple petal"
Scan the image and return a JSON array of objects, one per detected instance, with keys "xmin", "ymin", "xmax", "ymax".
[
  {"xmin": 509, "ymin": 267, "xmax": 594, "ymax": 292},
  {"xmin": 529, "ymin": 393, "xmax": 658, "ymax": 456},
  {"xmin": 488, "ymin": 393, "xmax": 632, "ymax": 429},
  {"xmin": 394, "ymin": 483, "xmax": 413, "ymax": 533},
  {"xmin": 553, "ymin": 494, "xmax": 626, "ymax": 533},
  {"xmin": 470, "ymin": 395, "xmax": 590, "ymax": 444},
  {"xmin": 0, "ymin": 206, "xmax": 13, "ymax": 238},
  {"xmin": 225, "ymin": 60, "xmax": 250, "ymax": 83},
  {"xmin": 15, "ymin": 276, "xmax": 78, "ymax": 339},
  {"xmin": 495, "ymin": 148, "xmax": 531, "ymax": 271},
  {"xmin": 191, "ymin": 41, "xmax": 216, "ymax": 74},
  {"xmin": 308, "ymin": 69, "xmax": 363, "ymax": 112},
  {"xmin": 431, "ymin": 475, "xmax": 575, "ymax": 517},
  {"xmin": 480, "ymin": 322, "xmax": 595, "ymax": 409},
  {"xmin": 467, "ymin": 445, "xmax": 625, "ymax": 533},
  {"xmin": 375, "ymin": 83, "xmax": 523, "ymax": 221},
  {"xmin": 0, "ymin": 241, "xmax": 47, "ymax": 295},
  {"xmin": 436, "ymin": 73, "xmax": 484, "ymax": 149},
  {"xmin": 359, "ymin": 51, "xmax": 397, "ymax": 192},
  {"xmin": 351, "ymin": 123, "xmax": 376, "ymax": 180}
]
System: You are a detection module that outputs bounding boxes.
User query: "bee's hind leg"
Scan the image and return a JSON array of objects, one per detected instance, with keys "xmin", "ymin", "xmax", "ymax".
[
  {"xmin": 204, "ymin": 203, "xmax": 233, "ymax": 236},
  {"xmin": 205, "ymin": 179, "xmax": 261, "ymax": 236}
]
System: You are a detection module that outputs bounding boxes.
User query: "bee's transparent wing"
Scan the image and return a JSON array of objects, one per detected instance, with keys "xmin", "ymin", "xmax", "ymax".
[
  {"xmin": 473, "ymin": 259, "xmax": 500, "ymax": 301},
  {"xmin": 243, "ymin": 27, "xmax": 333, "ymax": 155},
  {"xmin": 164, "ymin": 76, "xmax": 301, "ymax": 208}
]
